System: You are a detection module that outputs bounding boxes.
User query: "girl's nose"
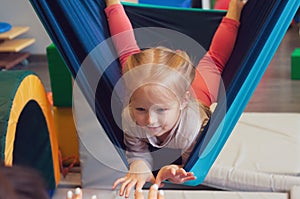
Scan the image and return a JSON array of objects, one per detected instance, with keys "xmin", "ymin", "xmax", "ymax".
[{"xmin": 147, "ymin": 111, "xmax": 158, "ymax": 125}]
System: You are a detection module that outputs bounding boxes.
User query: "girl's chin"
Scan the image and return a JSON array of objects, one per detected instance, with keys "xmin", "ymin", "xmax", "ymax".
[{"xmin": 147, "ymin": 127, "xmax": 163, "ymax": 136}]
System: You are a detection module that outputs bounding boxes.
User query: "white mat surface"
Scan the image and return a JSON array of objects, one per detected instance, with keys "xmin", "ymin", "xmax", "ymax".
[
  {"xmin": 52, "ymin": 188, "xmax": 288, "ymax": 199},
  {"xmin": 204, "ymin": 112, "xmax": 300, "ymax": 191}
]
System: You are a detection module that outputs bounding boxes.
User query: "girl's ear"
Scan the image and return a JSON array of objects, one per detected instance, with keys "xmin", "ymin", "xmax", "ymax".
[{"xmin": 180, "ymin": 91, "xmax": 190, "ymax": 110}]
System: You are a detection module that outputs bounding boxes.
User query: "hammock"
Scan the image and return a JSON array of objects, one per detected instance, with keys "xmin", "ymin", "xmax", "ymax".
[{"xmin": 29, "ymin": 0, "xmax": 299, "ymax": 186}]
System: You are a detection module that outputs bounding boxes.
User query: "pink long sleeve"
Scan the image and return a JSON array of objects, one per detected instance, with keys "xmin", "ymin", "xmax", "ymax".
[
  {"xmin": 192, "ymin": 17, "xmax": 240, "ymax": 107},
  {"xmin": 105, "ymin": 4, "xmax": 140, "ymax": 72},
  {"xmin": 105, "ymin": 5, "xmax": 240, "ymax": 107}
]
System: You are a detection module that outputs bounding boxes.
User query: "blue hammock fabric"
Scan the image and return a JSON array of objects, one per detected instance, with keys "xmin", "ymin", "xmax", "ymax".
[
  {"xmin": 184, "ymin": 0, "xmax": 300, "ymax": 185},
  {"xmin": 30, "ymin": 0, "xmax": 127, "ymax": 162},
  {"xmin": 29, "ymin": 0, "xmax": 299, "ymax": 186},
  {"xmin": 29, "ymin": 0, "xmax": 225, "ymax": 168},
  {"xmin": 139, "ymin": 0, "xmax": 192, "ymax": 8}
]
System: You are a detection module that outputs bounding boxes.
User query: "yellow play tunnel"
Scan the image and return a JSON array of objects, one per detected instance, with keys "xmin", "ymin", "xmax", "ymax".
[{"xmin": 0, "ymin": 70, "xmax": 60, "ymax": 190}]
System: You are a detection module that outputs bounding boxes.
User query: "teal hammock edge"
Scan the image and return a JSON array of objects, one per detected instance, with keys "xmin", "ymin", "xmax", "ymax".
[{"xmin": 184, "ymin": 0, "xmax": 300, "ymax": 186}]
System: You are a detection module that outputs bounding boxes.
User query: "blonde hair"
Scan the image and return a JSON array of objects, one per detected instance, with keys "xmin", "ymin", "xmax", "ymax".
[{"xmin": 123, "ymin": 47, "xmax": 195, "ymax": 99}]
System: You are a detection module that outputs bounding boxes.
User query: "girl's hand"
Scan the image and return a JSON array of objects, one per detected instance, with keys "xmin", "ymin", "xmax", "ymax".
[
  {"xmin": 112, "ymin": 160, "xmax": 155, "ymax": 198},
  {"xmin": 155, "ymin": 165, "xmax": 196, "ymax": 186},
  {"xmin": 226, "ymin": 0, "xmax": 247, "ymax": 21}
]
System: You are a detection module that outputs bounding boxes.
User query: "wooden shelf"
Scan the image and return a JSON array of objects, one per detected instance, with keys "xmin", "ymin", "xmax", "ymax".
[
  {"xmin": 0, "ymin": 38, "xmax": 35, "ymax": 52},
  {"xmin": 0, "ymin": 26, "xmax": 30, "ymax": 40},
  {"xmin": 0, "ymin": 26, "xmax": 35, "ymax": 69},
  {"xmin": 0, "ymin": 52, "xmax": 30, "ymax": 69}
]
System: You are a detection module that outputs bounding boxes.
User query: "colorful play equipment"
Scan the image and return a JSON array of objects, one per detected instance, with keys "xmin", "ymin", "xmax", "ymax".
[
  {"xmin": 291, "ymin": 48, "xmax": 300, "ymax": 80},
  {"xmin": 30, "ymin": 0, "xmax": 299, "ymax": 189},
  {"xmin": 0, "ymin": 22, "xmax": 12, "ymax": 33},
  {"xmin": 46, "ymin": 44, "xmax": 79, "ymax": 166},
  {"xmin": 0, "ymin": 70, "xmax": 60, "ymax": 191},
  {"xmin": 47, "ymin": 44, "xmax": 72, "ymax": 107}
]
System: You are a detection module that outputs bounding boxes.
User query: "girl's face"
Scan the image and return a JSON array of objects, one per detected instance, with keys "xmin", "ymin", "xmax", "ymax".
[{"xmin": 129, "ymin": 84, "xmax": 182, "ymax": 138}]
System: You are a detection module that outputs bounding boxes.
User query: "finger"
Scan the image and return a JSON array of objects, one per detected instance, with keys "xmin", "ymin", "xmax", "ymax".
[
  {"xmin": 136, "ymin": 180, "xmax": 145, "ymax": 192},
  {"xmin": 154, "ymin": 175, "xmax": 164, "ymax": 187},
  {"xmin": 155, "ymin": 177, "xmax": 162, "ymax": 187},
  {"xmin": 66, "ymin": 190, "xmax": 73, "ymax": 199},
  {"xmin": 176, "ymin": 168, "xmax": 187, "ymax": 176},
  {"xmin": 120, "ymin": 179, "xmax": 131, "ymax": 196},
  {"xmin": 158, "ymin": 190, "xmax": 165, "ymax": 199},
  {"xmin": 155, "ymin": 173, "xmax": 170, "ymax": 186},
  {"xmin": 74, "ymin": 187, "xmax": 82, "ymax": 199},
  {"xmin": 186, "ymin": 172, "xmax": 194, "ymax": 176},
  {"xmin": 112, "ymin": 177, "xmax": 125, "ymax": 190},
  {"xmin": 179, "ymin": 171, "xmax": 194, "ymax": 179},
  {"xmin": 180, "ymin": 175, "xmax": 197, "ymax": 183},
  {"xmin": 124, "ymin": 180, "xmax": 137, "ymax": 198},
  {"xmin": 148, "ymin": 184, "xmax": 159, "ymax": 199},
  {"xmin": 155, "ymin": 172, "xmax": 163, "ymax": 186},
  {"xmin": 170, "ymin": 168, "xmax": 176, "ymax": 176},
  {"xmin": 134, "ymin": 189, "xmax": 144, "ymax": 199},
  {"xmin": 156, "ymin": 169, "xmax": 175, "ymax": 186}
]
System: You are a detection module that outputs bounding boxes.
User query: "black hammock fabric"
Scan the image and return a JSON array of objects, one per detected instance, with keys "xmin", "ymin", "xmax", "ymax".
[{"xmin": 29, "ymin": 0, "xmax": 299, "ymax": 185}]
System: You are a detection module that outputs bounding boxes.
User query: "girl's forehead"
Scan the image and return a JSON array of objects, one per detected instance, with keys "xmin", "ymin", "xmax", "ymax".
[{"xmin": 131, "ymin": 84, "xmax": 180, "ymax": 104}]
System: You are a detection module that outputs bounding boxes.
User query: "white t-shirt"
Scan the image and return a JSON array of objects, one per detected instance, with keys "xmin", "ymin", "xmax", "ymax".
[{"xmin": 122, "ymin": 99, "xmax": 209, "ymax": 169}]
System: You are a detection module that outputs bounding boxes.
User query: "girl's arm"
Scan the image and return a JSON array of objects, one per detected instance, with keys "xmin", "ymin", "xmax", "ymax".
[
  {"xmin": 192, "ymin": 0, "xmax": 245, "ymax": 107},
  {"xmin": 105, "ymin": 1, "xmax": 140, "ymax": 71},
  {"xmin": 124, "ymin": 133, "xmax": 154, "ymax": 169}
]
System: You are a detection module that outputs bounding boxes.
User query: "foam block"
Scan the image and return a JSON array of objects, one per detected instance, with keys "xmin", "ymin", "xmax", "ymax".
[
  {"xmin": 47, "ymin": 44, "xmax": 73, "ymax": 107},
  {"xmin": 291, "ymin": 48, "xmax": 300, "ymax": 80},
  {"xmin": 53, "ymin": 106, "xmax": 79, "ymax": 165}
]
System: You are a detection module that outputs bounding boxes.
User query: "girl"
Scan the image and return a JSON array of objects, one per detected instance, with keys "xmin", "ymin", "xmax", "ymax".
[{"xmin": 105, "ymin": 0, "xmax": 246, "ymax": 197}]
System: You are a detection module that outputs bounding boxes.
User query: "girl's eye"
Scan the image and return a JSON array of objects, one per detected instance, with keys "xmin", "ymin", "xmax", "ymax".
[
  {"xmin": 157, "ymin": 108, "xmax": 168, "ymax": 113},
  {"xmin": 135, "ymin": 107, "xmax": 146, "ymax": 112}
]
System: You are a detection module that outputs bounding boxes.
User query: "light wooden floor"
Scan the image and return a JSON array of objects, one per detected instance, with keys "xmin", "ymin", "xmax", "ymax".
[
  {"xmin": 244, "ymin": 25, "xmax": 300, "ymax": 112},
  {"xmin": 15, "ymin": 25, "xmax": 300, "ymax": 113}
]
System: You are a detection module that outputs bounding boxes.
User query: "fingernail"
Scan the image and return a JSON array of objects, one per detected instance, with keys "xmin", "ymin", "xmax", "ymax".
[
  {"xmin": 75, "ymin": 187, "xmax": 81, "ymax": 195},
  {"xmin": 159, "ymin": 190, "xmax": 164, "ymax": 196},
  {"xmin": 137, "ymin": 189, "xmax": 143, "ymax": 193},
  {"xmin": 152, "ymin": 184, "xmax": 159, "ymax": 190},
  {"xmin": 67, "ymin": 190, "xmax": 73, "ymax": 199}
]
